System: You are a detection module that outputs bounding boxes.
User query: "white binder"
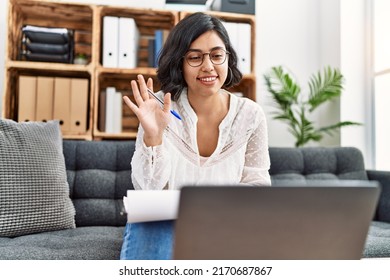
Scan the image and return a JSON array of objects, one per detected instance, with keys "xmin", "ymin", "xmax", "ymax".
[
  {"xmin": 105, "ymin": 87, "xmax": 116, "ymax": 133},
  {"xmin": 222, "ymin": 22, "xmax": 239, "ymax": 73},
  {"xmin": 237, "ymin": 23, "xmax": 251, "ymax": 74},
  {"xmin": 113, "ymin": 91, "xmax": 123, "ymax": 133},
  {"xmin": 103, "ymin": 16, "xmax": 119, "ymax": 68},
  {"xmin": 118, "ymin": 17, "xmax": 139, "ymax": 69},
  {"xmin": 223, "ymin": 22, "xmax": 238, "ymax": 54}
]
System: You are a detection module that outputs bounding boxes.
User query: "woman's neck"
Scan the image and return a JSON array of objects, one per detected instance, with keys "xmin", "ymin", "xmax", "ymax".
[{"xmin": 187, "ymin": 90, "xmax": 229, "ymax": 117}]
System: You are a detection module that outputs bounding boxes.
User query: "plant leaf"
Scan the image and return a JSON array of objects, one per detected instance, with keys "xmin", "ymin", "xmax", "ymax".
[
  {"xmin": 264, "ymin": 66, "xmax": 301, "ymax": 110},
  {"xmin": 295, "ymin": 106, "xmax": 322, "ymax": 147},
  {"xmin": 308, "ymin": 66, "xmax": 344, "ymax": 111},
  {"xmin": 318, "ymin": 121, "xmax": 362, "ymax": 136},
  {"xmin": 264, "ymin": 66, "xmax": 302, "ymax": 136}
]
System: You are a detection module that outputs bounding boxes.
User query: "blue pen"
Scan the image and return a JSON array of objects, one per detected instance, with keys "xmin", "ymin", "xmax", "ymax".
[{"xmin": 147, "ymin": 88, "xmax": 182, "ymax": 121}]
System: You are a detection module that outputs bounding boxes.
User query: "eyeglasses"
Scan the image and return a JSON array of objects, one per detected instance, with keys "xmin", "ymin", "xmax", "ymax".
[{"xmin": 184, "ymin": 48, "xmax": 230, "ymax": 67}]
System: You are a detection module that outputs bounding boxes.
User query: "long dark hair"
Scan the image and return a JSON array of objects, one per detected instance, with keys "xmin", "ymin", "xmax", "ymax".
[{"xmin": 157, "ymin": 12, "xmax": 242, "ymax": 100}]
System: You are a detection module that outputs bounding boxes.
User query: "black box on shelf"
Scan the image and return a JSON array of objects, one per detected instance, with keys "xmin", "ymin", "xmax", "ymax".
[
  {"xmin": 210, "ymin": 0, "xmax": 255, "ymax": 15},
  {"xmin": 24, "ymin": 42, "xmax": 71, "ymax": 55},
  {"xmin": 21, "ymin": 53, "xmax": 72, "ymax": 63},
  {"xmin": 20, "ymin": 25, "xmax": 74, "ymax": 63},
  {"xmin": 22, "ymin": 27, "xmax": 71, "ymax": 44}
]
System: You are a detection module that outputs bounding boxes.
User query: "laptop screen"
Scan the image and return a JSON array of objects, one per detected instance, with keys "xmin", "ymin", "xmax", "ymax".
[{"xmin": 173, "ymin": 181, "xmax": 380, "ymax": 260}]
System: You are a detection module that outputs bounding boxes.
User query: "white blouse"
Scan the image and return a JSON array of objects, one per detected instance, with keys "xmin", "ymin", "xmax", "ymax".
[{"xmin": 131, "ymin": 88, "xmax": 271, "ymax": 190}]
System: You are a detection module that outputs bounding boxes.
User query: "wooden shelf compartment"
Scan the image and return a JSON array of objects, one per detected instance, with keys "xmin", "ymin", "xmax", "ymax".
[
  {"xmin": 8, "ymin": 0, "xmax": 94, "ymax": 64},
  {"xmin": 97, "ymin": 6, "xmax": 179, "ymax": 68},
  {"xmin": 93, "ymin": 70, "xmax": 162, "ymax": 140},
  {"xmin": 3, "ymin": 66, "xmax": 93, "ymax": 140}
]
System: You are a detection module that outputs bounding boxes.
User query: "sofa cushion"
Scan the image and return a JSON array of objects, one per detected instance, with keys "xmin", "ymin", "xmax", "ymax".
[
  {"xmin": 0, "ymin": 119, "xmax": 75, "ymax": 237},
  {"xmin": 0, "ymin": 226, "xmax": 124, "ymax": 260},
  {"xmin": 63, "ymin": 140, "xmax": 133, "ymax": 227},
  {"xmin": 363, "ymin": 221, "xmax": 390, "ymax": 258},
  {"xmin": 269, "ymin": 147, "xmax": 368, "ymax": 184}
]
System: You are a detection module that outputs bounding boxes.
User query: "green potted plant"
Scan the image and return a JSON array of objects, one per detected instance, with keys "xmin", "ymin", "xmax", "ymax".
[
  {"xmin": 264, "ymin": 66, "xmax": 361, "ymax": 147},
  {"xmin": 74, "ymin": 53, "xmax": 88, "ymax": 65}
]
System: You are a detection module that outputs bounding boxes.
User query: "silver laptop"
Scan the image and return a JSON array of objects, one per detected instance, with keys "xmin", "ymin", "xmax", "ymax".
[{"xmin": 173, "ymin": 181, "xmax": 380, "ymax": 260}]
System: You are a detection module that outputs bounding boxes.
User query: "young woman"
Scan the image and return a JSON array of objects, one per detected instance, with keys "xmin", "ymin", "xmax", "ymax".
[{"xmin": 120, "ymin": 12, "xmax": 270, "ymax": 259}]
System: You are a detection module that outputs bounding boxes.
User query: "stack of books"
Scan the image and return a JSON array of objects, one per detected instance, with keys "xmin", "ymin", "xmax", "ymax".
[{"xmin": 20, "ymin": 25, "xmax": 74, "ymax": 63}]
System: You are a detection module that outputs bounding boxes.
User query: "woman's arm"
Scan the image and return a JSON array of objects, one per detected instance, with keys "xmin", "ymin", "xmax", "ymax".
[
  {"xmin": 131, "ymin": 125, "xmax": 172, "ymax": 190},
  {"xmin": 123, "ymin": 75, "xmax": 173, "ymax": 190},
  {"xmin": 241, "ymin": 108, "xmax": 271, "ymax": 186}
]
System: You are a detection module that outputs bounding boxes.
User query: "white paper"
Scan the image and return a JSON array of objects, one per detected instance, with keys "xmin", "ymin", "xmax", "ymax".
[{"xmin": 123, "ymin": 190, "xmax": 180, "ymax": 223}]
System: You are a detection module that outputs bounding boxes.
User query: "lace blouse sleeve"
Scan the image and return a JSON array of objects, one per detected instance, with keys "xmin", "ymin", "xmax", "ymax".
[
  {"xmin": 241, "ymin": 107, "xmax": 271, "ymax": 186},
  {"xmin": 130, "ymin": 126, "xmax": 171, "ymax": 190}
]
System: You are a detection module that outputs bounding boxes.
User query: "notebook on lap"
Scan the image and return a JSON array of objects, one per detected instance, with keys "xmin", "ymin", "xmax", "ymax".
[{"xmin": 173, "ymin": 181, "xmax": 380, "ymax": 260}]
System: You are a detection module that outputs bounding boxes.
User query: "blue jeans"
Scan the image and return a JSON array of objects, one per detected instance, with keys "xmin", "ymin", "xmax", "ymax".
[{"xmin": 120, "ymin": 220, "xmax": 174, "ymax": 260}]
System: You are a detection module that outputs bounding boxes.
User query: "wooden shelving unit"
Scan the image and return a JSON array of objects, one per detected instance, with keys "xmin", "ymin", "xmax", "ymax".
[
  {"xmin": 3, "ymin": 0, "xmax": 94, "ymax": 140},
  {"xmin": 2, "ymin": 0, "xmax": 257, "ymax": 140},
  {"xmin": 93, "ymin": 6, "xmax": 179, "ymax": 140}
]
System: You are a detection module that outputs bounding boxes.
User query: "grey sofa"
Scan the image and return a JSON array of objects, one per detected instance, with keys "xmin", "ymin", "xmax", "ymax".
[
  {"xmin": 270, "ymin": 147, "xmax": 390, "ymax": 258},
  {"xmin": 0, "ymin": 140, "xmax": 389, "ymax": 259}
]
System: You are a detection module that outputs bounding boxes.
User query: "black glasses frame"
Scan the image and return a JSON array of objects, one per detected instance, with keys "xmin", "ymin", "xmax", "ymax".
[{"xmin": 184, "ymin": 49, "xmax": 230, "ymax": 67}]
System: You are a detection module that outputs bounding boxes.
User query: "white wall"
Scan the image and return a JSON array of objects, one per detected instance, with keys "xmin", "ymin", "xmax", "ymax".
[
  {"xmin": 256, "ymin": 0, "xmax": 343, "ymax": 148},
  {"xmin": 340, "ymin": 0, "xmax": 373, "ymax": 167},
  {"xmin": 256, "ymin": 0, "xmax": 372, "ymax": 169}
]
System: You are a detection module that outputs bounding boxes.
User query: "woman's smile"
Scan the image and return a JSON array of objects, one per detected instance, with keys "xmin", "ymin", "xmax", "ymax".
[{"xmin": 197, "ymin": 75, "xmax": 219, "ymax": 85}]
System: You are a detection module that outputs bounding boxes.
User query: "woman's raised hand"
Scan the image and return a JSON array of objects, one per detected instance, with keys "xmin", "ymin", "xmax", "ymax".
[{"xmin": 123, "ymin": 74, "xmax": 171, "ymax": 146}]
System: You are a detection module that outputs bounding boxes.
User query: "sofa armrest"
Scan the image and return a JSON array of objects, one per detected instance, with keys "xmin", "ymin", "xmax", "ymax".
[{"xmin": 367, "ymin": 170, "xmax": 390, "ymax": 222}]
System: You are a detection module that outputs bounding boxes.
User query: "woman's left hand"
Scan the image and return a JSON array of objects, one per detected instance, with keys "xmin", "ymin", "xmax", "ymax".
[{"xmin": 123, "ymin": 75, "xmax": 171, "ymax": 146}]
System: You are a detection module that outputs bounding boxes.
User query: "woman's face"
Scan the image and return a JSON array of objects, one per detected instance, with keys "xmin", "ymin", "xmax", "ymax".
[{"xmin": 182, "ymin": 30, "xmax": 229, "ymax": 97}]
